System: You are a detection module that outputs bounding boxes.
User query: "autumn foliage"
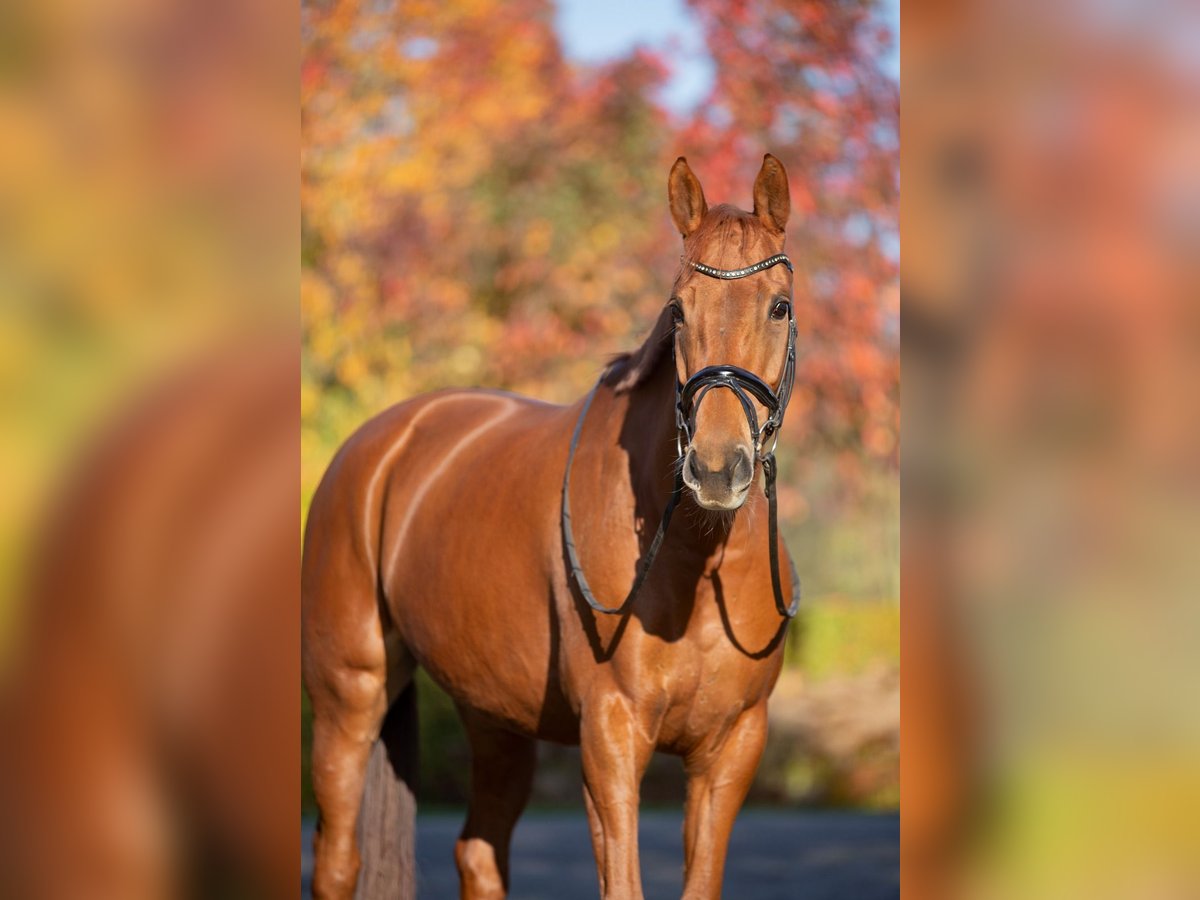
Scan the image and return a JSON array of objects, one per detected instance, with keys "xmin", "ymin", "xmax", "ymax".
[{"xmin": 301, "ymin": 0, "xmax": 898, "ymax": 545}]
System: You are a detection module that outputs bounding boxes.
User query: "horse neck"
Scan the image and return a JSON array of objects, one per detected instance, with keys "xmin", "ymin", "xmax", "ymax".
[{"xmin": 616, "ymin": 356, "xmax": 679, "ymax": 512}]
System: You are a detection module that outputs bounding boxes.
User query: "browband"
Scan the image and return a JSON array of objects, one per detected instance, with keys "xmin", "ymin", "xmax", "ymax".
[{"xmin": 687, "ymin": 253, "xmax": 793, "ymax": 280}]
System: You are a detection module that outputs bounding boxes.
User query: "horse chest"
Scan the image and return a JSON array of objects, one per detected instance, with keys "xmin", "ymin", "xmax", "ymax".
[{"xmin": 621, "ymin": 626, "xmax": 780, "ymax": 753}]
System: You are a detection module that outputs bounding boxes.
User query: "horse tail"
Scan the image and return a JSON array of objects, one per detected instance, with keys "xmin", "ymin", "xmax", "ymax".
[{"xmin": 355, "ymin": 681, "xmax": 419, "ymax": 900}]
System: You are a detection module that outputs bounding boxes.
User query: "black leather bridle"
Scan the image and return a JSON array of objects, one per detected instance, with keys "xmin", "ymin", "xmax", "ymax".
[{"xmin": 561, "ymin": 252, "xmax": 802, "ymax": 620}]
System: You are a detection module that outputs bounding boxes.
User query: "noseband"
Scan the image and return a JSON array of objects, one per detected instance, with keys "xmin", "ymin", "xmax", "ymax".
[{"xmin": 561, "ymin": 252, "xmax": 801, "ymax": 620}]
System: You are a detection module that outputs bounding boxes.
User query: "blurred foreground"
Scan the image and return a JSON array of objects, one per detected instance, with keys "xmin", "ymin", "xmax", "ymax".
[
  {"xmin": 0, "ymin": 0, "xmax": 297, "ymax": 894},
  {"xmin": 903, "ymin": 0, "xmax": 1200, "ymax": 896},
  {"xmin": 0, "ymin": 343, "xmax": 299, "ymax": 897}
]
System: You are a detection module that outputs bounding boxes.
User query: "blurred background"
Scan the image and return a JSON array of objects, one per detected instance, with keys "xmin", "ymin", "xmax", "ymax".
[
  {"xmin": 0, "ymin": 0, "xmax": 298, "ymax": 894},
  {"xmin": 300, "ymin": 0, "xmax": 900, "ymax": 819},
  {"xmin": 903, "ymin": 0, "xmax": 1200, "ymax": 897}
]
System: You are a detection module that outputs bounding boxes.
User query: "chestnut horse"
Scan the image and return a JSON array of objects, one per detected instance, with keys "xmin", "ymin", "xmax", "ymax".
[{"xmin": 303, "ymin": 155, "xmax": 800, "ymax": 899}]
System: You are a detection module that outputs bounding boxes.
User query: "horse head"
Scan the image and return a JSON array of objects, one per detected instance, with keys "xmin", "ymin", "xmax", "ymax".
[{"xmin": 667, "ymin": 154, "xmax": 796, "ymax": 511}]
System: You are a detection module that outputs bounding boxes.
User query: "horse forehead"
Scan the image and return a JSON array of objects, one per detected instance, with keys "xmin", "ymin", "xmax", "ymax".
[
  {"xmin": 686, "ymin": 294, "xmax": 775, "ymax": 367},
  {"xmin": 695, "ymin": 208, "xmax": 775, "ymax": 249},
  {"xmin": 685, "ymin": 270, "xmax": 786, "ymax": 316},
  {"xmin": 698, "ymin": 282, "xmax": 764, "ymax": 322}
]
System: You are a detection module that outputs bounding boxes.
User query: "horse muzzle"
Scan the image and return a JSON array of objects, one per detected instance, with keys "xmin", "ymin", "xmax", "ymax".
[{"xmin": 681, "ymin": 443, "xmax": 753, "ymax": 510}]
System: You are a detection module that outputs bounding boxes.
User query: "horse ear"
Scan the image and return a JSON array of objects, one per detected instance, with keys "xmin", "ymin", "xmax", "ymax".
[
  {"xmin": 668, "ymin": 157, "xmax": 708, "ymax": 238},
  {"xmin": 752, "ymin": 153, "xmax": 790, "ymax": 234}
]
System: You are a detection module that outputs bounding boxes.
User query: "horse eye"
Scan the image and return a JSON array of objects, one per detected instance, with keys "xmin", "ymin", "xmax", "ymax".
[
  {"xmin": 770, "ymin": 299, "xmax": 791, "ymax": 320},
  {"xmin": 670, "ymin": 303, "xmax": 685, "ymax": 325}
]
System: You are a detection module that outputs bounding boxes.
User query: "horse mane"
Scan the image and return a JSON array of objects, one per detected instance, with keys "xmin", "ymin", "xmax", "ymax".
[
  {"xmin": 603, "ymin": 303, "xmax": 675, "ymax": 393},
  {"xmin": 604, "ymin": 204, "xmax": 763, "ymax": 394}
]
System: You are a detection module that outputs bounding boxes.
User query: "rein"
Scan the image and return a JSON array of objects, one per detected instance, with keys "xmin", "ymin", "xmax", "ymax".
[{"xmin": 561, "ymin": 253, "xmax": 801, "ymax": 619}]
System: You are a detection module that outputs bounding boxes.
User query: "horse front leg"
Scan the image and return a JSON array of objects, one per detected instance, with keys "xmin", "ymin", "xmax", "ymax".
[
  {"xmin": 579, "ymin": 691, "xmax": 654, "ymax": 900},
  {"xmin": 681, "ymin": 704, "xmax": 769, "ymax": 900}
]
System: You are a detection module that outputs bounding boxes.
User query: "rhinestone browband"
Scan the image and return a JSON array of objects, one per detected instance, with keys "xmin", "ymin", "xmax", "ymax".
[{"xmin": 687, "ymin": 253, "xmax": 793, "ymax": 279}]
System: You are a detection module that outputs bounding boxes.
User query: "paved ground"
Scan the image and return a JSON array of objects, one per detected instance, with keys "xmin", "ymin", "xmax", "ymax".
[{"xmin": 301, "ymin": 809, "xmax": 898, "ymax": 898}]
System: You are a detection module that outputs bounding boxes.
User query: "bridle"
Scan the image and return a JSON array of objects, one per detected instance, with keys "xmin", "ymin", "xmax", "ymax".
[{"xmin": 561, "ymin": 252, "xmax": 801, "ymax": 620}]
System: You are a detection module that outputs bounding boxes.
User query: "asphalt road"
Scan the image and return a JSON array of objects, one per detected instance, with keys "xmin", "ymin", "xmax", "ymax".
[{"xmin": 301, "ymin": 809, "xmax": 899, "ymax": 899}]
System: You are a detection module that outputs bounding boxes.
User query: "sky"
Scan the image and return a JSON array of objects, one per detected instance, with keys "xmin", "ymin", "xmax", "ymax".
[{"xmin": 554, "ymin": 0, "xmax": 900, "ymax": 114}]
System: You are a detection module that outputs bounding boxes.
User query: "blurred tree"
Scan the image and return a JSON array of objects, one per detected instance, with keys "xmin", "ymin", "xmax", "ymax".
[{"xmin": 302, "ymin": 0, "xmax": 671, "ymax": 409}]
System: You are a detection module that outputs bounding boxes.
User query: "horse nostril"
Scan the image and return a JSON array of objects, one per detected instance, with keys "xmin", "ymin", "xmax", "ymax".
[
  {"xmin": 684, "ymin": 447, "xmax": 751, "ymax": 496},
  {"xmin": 732, "ymin": 447, "xmax": 753, "ymax": 488}
]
